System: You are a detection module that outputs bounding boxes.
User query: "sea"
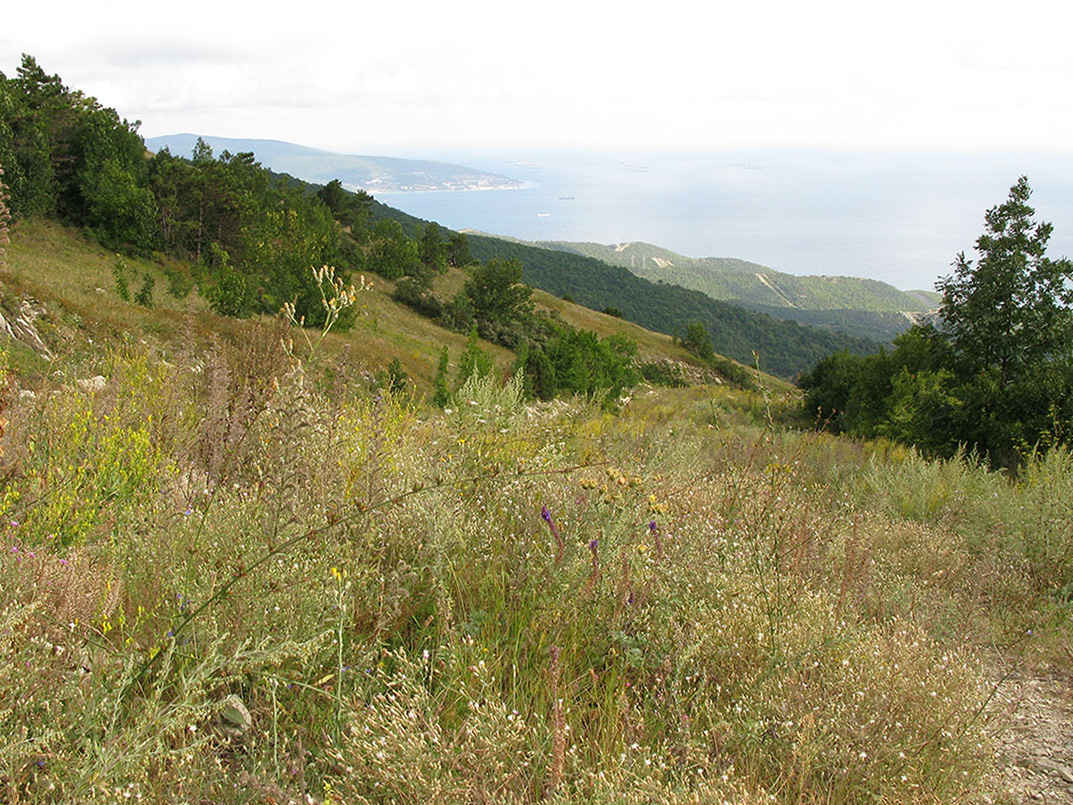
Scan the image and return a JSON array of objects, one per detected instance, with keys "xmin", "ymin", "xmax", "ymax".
[{"xmin": 374, "ymin": 149, "xmax": 1073, "ymax": 293}]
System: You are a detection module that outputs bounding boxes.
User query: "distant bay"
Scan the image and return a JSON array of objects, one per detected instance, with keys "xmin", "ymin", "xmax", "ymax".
[{"xmin": 375, "ymin": 150, "xmax": 1073, "ymax": 293}]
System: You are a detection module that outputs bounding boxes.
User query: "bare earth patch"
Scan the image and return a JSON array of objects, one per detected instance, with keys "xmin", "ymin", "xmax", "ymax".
[{"xmin": 981, "ymin": 665, "xmax": 1073, "ymax": 804}]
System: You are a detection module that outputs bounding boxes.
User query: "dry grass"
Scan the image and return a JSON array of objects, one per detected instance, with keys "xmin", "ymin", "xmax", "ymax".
[{"xmin": 0, "ymin": 219, "xmax": 1066, "ymax": 803}]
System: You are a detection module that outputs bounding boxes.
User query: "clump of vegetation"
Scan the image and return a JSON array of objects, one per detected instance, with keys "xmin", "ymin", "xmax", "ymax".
[
  {"xmin": 0, "ymin": 166, "xmax": 10, "ymax": 268},
  {"xmin": 1, "ymin": 317, "xmax": 1066, "ymax": 802},
  {"xmin": 801, "ymin": 177, "xmax": 1073, "ymax": 467}
]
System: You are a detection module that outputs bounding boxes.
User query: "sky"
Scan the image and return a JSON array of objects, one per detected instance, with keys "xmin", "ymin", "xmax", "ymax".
[{"xmin": 5, "ymin": 0, "xmax": 1073, "ymax": 156}]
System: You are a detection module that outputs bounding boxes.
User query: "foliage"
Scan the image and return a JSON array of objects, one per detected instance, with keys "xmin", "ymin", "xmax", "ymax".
[
  {"xmin": 134, "ymin": 270, "xmax": 155, "ymax": 307},
  {"xmin": 432, "ymin": 347, "xmax": 451, "ymax": 408},
  {"xmin": 456, "ymin": 326, "xmax": 495, "ymax": 389},
  {"xmin": 316, "ymin": 178, "xmax": 373, "ymax": 232},
  {"xmin": 446, "ymin": 230, "xmax": 472, "ymax": 268},
  {"xmin": 467, "ymin": 233, "xmax": 881, "ymax": 378},
  {"xmin": 0, "ymin": 166, "xmax": 9, "ymax": 266},
  {"xmin": 419, "ymin": 221, "xmax": 447, "ymax": 273},
  {"xmin": 462, "ymin": 256, "xmax": 534, "ymax": 330},
  {"xmin": 112, "ymin": 255, "xmax": 131, "ymax": 302},
  {"xmin": 678, "ymin": 320, "xmax": 714, "ymax": 361},
  {"xmin": 801, "ymin": 178, "xmax": 1073, "ymax": 466},
  {"xmin": 1, "ymin": 338, "xmax": 1049, "ymax": 803},
  {"xmin": 938, "ymin": 176, "xmax": 1073, "ymax": 388},
  {"xmin": 367, "ymin": 218, "xmax": 423, "ymax": 281},
  {"xmin": 0, "ymin": 55, "xmax": 156, "ymax": 250}
]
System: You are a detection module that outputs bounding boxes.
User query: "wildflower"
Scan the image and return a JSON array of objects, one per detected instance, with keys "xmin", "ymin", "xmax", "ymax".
[
  {"xmin": 541, "ymin": 505, "xmax": 564, "ymax": 564},
  {"xmin": 648, "ymin": 519, "xmax": 664, "ymax": 558}
]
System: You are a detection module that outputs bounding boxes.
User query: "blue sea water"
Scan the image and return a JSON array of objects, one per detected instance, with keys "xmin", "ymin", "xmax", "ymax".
[{"xmin": 375, "ymin": 150, "xmax": 1073, "ymax": 293}]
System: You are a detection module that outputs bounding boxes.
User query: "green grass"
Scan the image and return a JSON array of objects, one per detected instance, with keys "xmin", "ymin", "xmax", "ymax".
[{"xmin": 0, "ymin": 219, "xmax": 1069, "ymax": 803}]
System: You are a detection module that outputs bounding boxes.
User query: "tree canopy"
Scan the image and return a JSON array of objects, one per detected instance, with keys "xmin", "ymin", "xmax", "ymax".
[{"xmin": 801, "ymin": 177, "xmax": 1073, "ymax": 466}]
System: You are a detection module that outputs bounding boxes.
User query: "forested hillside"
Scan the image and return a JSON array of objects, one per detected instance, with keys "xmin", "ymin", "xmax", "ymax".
[
  {"xmin": 465, "ymin": 234, "xmax": 881, "ymax": 377},
  {"xmin": 535, "ymin": 240, "xmax": 939, "ymax": 343}
]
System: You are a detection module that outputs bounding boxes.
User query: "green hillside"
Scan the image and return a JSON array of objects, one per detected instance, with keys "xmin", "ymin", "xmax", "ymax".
[
  {"xmin": 3, "ymin": 55, "xmax": 1071, "ymax": 805},
  {"xmin": 537, "ymin": 240, "xmax": 940, "ymax": 342},
  {"xmin": 463, "ymin": 234, "xmax": 881, "ymax": 378}
]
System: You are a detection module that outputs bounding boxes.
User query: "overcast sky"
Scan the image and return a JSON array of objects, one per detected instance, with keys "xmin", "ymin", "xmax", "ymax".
[{"xmin": 5, "ymin": 0, "xmax": 1073, "ymax": 156}]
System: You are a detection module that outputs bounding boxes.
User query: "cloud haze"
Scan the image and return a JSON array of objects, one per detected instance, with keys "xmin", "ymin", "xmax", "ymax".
[{"xmin": 4, "ymin": 0, "xmax": 1073, "ymax": 155}]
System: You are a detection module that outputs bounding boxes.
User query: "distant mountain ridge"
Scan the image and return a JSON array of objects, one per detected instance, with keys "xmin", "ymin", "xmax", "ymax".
[
  {"xmin": 144, "ymin": 134, "xmax": 524, "ymax": 194},
  {"xmin": 529, "ymin": 240, "xmax": 940, "ymax": 342}
]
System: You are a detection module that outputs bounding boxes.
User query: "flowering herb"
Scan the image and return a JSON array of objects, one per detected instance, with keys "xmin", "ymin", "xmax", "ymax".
[
  {"xmin": 541, "ymin": 505, "xmax": 564, "ymax": 564},
  {"xmin": 648, "ymin": 520, "xmax": 664, "ymax": 559}
]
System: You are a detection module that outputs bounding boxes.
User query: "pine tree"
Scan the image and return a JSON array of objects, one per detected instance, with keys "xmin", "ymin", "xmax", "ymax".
[{"xmin": 937, "ymin": 176, "xmax": 1073, "ymax": 390}]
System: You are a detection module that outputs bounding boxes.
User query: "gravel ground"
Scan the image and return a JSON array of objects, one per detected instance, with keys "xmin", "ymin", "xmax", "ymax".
[{"xmin": 980, "ymin": 665, "xmax": 1073, "ymax": 804}]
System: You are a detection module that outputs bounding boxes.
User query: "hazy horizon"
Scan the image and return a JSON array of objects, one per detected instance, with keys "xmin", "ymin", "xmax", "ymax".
[{"xmin": 356, "ymin": 147, "xmax": 1073, "ymax": 294}]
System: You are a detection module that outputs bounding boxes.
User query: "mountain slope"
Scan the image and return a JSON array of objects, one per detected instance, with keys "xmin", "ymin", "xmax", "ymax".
[
  {"xmin": 463, "ymin": 234, "xmax": 881, "ymax": 379},
  {"xmin": 535, "ymin": 240, "xmax": 940, "ymax": 342},
  {"xmin": 145, "ymin": 134, "xmax": 523, "ymax": 194},
  {"xmin": 141, "ymin": 135, "xmax": 884, "ymax": 376}
]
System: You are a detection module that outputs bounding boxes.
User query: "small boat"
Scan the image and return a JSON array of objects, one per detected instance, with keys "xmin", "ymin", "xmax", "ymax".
[
  {"xmin": 559, "ymin": 195, "xmax": 575, "ymax": 200},
  {"xmin": 537, "ymin": 212, "xmax": 552, "ymax": 218}
]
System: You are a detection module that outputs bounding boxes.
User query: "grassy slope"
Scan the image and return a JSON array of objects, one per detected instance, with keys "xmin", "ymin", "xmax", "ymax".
[
  {"xmin": 1, "ymin": 217, "xmax": 1072, "ymax": 804},
  {"xmin": 1, "ymin": 218, "xmax": 739, "ymax": 395}
]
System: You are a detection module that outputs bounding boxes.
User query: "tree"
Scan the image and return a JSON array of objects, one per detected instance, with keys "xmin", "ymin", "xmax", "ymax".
[
  {"xmin": 937, "ymin": 176, "xmax": 1073, "ymax": 390},
  {"xmin": 463, "ymin": 257, "xmax": 533, "ymax": 327},
  {"xmin": 419, "ymin": 221, "xmax": 447, "ymax": 273},
  {"xmin": 679, "ymin": 321, "xmax": 714, "ymax": 362},
  {"xmin": 368, "ymin": 218, "xmax": 421, "ymax": 280},
  {"xmin": 446, "ymin": 231, "xmax": 472, "ymax": 267},
  {"xmin": 317, "ymin": 178, "xmax": 372, "ymax": 232},
  {"xmin": 432, "ymin": 347, "xmax": 451, "ymax": 408},
  {"xmin": 456, "ymin": 326, "xmax": 494, "ymax": 389},
  {"xmin": 800, "ymin": 176, "xmax": 1073, "ymax": 465}
]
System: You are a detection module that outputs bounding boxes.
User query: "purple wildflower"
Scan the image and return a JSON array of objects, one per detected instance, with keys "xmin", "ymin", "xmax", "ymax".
[
  {"xmin": 541, "ymin": 505, "xmax": 564, "ymax": 564},
  {"xmin": 648, "ymin": 520, "xmax": 664, "ymax": 559}
]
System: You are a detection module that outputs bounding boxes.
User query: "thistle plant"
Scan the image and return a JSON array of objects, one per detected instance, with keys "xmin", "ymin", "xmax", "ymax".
[{"xmin": 280, "ymin": 264, "xmax": 366, "ymax": 359}]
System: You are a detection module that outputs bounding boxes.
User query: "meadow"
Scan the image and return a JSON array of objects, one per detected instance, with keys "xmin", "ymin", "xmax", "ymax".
[{"xmin": 2, "ymin": 309, "xmax": 1072, "ymax": 803}]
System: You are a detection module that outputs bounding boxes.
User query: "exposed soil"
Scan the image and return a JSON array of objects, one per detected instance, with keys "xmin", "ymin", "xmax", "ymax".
[{"xmin": 980, "ymin": 663, "xmax": 1073, "ymax": 804}]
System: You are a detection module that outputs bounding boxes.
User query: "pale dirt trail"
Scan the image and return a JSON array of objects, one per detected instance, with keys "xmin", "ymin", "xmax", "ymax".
[{"xmin": 980, "ymin": 665, "xmax": 1073, "ymax": 803}]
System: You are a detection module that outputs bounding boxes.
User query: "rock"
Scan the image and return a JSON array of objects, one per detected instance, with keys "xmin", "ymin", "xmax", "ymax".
[{"xmin": 76, "ymin": 376, "xmax": 107, "ymax": 394}]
